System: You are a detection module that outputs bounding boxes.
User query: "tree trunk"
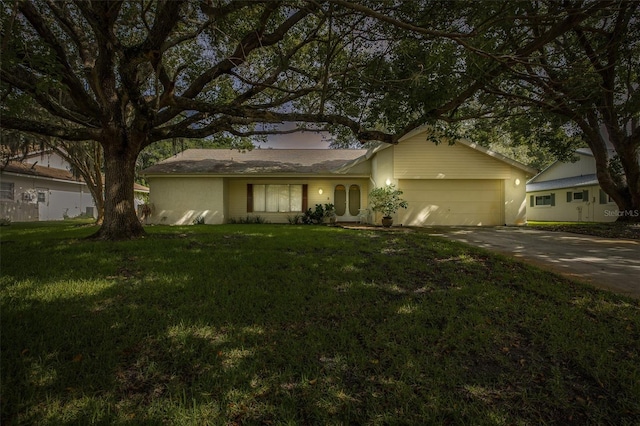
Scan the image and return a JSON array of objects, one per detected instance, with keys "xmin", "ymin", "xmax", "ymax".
[
  {"xmin": 91, "ymin": 137, "xmax": 145, "ymax": 240},
  {"xmin": 588, "ymin": 135, "xmax": 640, "ymax": 223}
]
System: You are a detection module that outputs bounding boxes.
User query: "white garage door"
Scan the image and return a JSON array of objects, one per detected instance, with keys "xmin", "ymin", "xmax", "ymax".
[{"xmin": 399, "ymin": 179, "xmax": 503, "ymax": 226}]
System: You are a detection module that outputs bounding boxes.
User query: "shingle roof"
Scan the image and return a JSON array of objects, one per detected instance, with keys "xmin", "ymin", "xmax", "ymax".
[
  {"xmin": 142, "ymin": 149, "xmax": 369, "ymax": 175},
  {"xmin": 1, "ymin": 161, "xmax": 81, "ymax": 182},
  {"xmin": 1, "ymin": 161, "xmax": 150, "ymax": 192},
  {"xmin": 526, "ymin": 174, "xmax": 598, "ymax": 192}
]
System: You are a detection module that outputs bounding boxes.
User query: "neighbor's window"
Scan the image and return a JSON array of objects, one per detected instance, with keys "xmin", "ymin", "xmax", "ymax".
[
  {"xmin": 567, "ymin": 190, "xmax": 588, "ymax": 202},
  {"xmin": 535, "ymin": 195, "xmax": 552, "ymax": 206},
  {"xmin": 252, "ymin": 184, "xmax": 303, "ymax": 212},
  {"xmin": 0, "ymin": 182, "xmax": 14, "ymax": 200}
]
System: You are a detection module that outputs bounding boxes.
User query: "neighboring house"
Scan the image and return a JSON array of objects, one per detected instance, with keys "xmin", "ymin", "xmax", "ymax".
[
  {"xmin": 526, "ymin": 148, "xmax": 617, "ymax": 222},
  {"xmin": 0, "ymin": 151, "xmax": 149, "ymax": 222},
  {"xmin": 142, "ymin": 126, "xmax": 536, "ymax": 226}
]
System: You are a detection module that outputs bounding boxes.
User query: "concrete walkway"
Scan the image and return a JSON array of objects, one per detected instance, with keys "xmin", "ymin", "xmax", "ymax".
[{"xmin": 427, "ymin": 227, "xmax": 640, "ymax": 299}]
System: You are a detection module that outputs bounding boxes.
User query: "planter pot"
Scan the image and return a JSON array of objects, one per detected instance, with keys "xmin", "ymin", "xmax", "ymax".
[{"xmin": 381, "ymin": 217, "xmax": 393, "ymax": 228}]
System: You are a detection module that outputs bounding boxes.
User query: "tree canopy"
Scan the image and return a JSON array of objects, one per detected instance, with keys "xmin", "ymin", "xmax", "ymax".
[
  {"xmin": 2, "ymin": 1, "xmax": 636, "ymax": 239},
  {"xmin": 344, "ymin": 0, "xmax": 639, "ymax": 219}
]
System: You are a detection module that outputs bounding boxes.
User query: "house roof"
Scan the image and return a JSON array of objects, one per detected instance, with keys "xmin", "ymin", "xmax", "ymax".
[
  {"xmin": 526, "ymin": 174, "xmax": 598, "ymax": 192},
  {"xmin": 142, "ymin": 149, "xmax": 369, "ymax": 175},
  {"xmin": 1, "ymin": 161, "xmax": 150, "ymax": 193},
  {"xmin": 1, "ymin": 161, "xmax": 82, "ymax": 182}
]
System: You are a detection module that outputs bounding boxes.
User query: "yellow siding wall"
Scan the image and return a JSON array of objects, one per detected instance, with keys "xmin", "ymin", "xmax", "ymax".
[
  {"xmin": 397, "ymin": 179, "xmax": 503, "ymax": 226},
  {"xmin": 148, "ymin": 176, "xmax": 226, "ymax": 224},
  {"xmin": 227, "ymin": 177, "xmax": 369, "ymax": 223},
  {"xmin": 393, "ymin": 135, "xmax": 512, "ymax": 179},
  {"xmin": 504, "ymin": 169, "xmax": 529, "ymax": 225},
  {"xmin": 371, "ymin": 147, "xmax": 394, "ymax": 188}
]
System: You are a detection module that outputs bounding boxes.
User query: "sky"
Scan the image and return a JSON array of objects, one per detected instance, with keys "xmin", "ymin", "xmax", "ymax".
[
  {"xmin": 260, "ymin": 131, "xmax": 330, "ymax": 149},
  {"xmin": 254, "ymin": 123, "xmax": 332, "ymax": 149}
]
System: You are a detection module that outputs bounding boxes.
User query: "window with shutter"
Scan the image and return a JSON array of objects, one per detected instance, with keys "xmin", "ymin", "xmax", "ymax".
[{"xmin": 250, "ymin": 184, "xmax": 304, "ymax": 212}]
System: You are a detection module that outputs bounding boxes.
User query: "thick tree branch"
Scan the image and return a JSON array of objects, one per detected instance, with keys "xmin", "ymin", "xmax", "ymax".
[{"xmin": 1, "ymin": 116, "xmax": 100, "ymax": 141}]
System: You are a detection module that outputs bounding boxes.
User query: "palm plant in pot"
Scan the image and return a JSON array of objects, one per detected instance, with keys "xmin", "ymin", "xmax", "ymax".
[{"xmin": 368, "ymin": 184, "xmax": 408, "ymax": 227}]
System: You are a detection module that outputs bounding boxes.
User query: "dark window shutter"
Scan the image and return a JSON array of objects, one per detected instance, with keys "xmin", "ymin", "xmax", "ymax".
[
  {"xmin": 550, "ymin": 193, "xmax": 555, "ymax": 206},
  {"xmin": 566, "ymin": 192, "xmax": 572, "ymax": 202},
  {"xmin": 247, "ymin": 184, "xmax": 253, "ymax": 213},
  {"xmin": 530, "ymin": 195, "xmax": 534, "ymax": 207},
  {"xmin": 582, "ymin": 190, "xmax": 589, "ymax": 202},
  {"xmin": 302, "ymin": 184, "xmax": 308, "ymax": 211},
  {"xmin": 599, "ymin": 189, "xmax": 607, "ymax": 204}
]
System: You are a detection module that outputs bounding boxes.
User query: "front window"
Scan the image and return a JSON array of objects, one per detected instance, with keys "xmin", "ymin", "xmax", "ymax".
[
  {"xmin": 253, "ymin": 184, "xmax": 303, "ymax": 212},
  {"xmin": 0, "ymin": 182, "xmax": 14, "ymax": 200},
  {"xmin": 535, "ymin": 195, "xmax": 552, "ymax": 206}
]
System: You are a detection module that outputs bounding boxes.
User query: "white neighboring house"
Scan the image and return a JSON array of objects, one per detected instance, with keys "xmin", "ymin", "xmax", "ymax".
[
  {"xmin": 0, "ymin": 151, "xmax": 149, "ymax": 222},
  {"xmin": 526, "ymin": 148, "xmax": 619, "ymax": 222}
]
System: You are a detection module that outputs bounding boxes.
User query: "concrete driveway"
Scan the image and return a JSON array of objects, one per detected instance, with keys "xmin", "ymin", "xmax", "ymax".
[{"xmin": 428, "ymin": 227, "xmax": 640, "ymax": 299}]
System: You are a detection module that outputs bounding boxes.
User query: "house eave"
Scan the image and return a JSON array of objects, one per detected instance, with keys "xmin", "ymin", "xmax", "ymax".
[
  {"xmin": 143, "ymin": 172, "xmax": 370, "ymax": 179},
  {"xmin": 0, "ymin": 170, "xmax": 87, "ymax": 186}
]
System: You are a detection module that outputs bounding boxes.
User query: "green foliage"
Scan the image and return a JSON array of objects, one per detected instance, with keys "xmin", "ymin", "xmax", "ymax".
[
  {"xmin": 192, "ymin": 216, "xmax": 205, "ymax": 225},
  {"xmin": 368, "ymin": 184, "xmax": 408, "ymax": 218},
  {"xmin": 228, "ymin": 216, "xmax": 268, "ymax": 224},
  {"xmin": 1, "ymin": 223, "xmax": 639, "ymax": 424},
  {"xmin": 302, "ymin": 203, "xmax": 336, "ymax": 224},
  {"xmin": 0, "ymin": 217, "xmax": 11, "ymax": 226}
]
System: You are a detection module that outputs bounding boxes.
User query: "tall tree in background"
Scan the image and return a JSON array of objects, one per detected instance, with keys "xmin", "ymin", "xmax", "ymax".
[{"xmin": 0, "ymin": 1, "xmax": 597, "ymax": 238}]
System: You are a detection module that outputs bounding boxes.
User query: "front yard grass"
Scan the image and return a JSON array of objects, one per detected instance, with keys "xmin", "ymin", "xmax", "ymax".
[
  {"xmin": 2, "ymin": 223, "xmax": 639, "ymax": 425},
  {"xmin": 527, "ymin": 221, "xmax": 640, "ymax": 240}
]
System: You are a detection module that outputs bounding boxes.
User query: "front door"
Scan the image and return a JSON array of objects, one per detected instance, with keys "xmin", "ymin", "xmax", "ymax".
[{"xmin": 334, "ymin": 184, "xmax": 361, "ymax": 221}]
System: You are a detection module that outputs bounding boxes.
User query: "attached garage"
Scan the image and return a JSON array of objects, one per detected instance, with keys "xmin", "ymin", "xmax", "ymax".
[
  {"xmin": 143, "ymin": 126, "xmax": 537, "ymax": 226},
  {"xmin": 400, "ymin": 179, "xmax": 503, "ymax": 226}
]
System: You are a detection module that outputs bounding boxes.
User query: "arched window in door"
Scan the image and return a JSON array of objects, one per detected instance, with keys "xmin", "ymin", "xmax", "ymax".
[
  {"xmin": 334, "ymin": 185, "xmax": 346, "ymax": 216},
  {"xmin": 349, "ymin": 185, "xmax": 361, "ymax": 216}
]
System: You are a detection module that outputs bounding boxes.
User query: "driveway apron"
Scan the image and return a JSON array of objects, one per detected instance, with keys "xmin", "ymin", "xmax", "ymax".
[{"xmin": 429, "ymin": 227, "xmax": 640, "ymax": 299}]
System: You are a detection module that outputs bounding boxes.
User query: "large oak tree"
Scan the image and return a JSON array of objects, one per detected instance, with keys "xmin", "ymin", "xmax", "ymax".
[
  {"xmin": 1, "ymin": 1, "xmax": 395, "ymax": 239},
  {"xmin": 0, "ymin": 1, "xmax": 599, "ymax": 238}
]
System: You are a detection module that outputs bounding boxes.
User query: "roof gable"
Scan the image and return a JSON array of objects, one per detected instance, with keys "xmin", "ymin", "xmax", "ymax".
[
  {"xmin": 528, "ymin": 149, "xmax": 596, "ymax": 184},
  {"xmin": 392, "ymin": 126, "xmax": 537, "ymax": 176}
]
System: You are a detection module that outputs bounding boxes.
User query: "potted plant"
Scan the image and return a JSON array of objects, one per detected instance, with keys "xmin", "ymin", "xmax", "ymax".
[{"xmin": 368, "ymin": 184, "xmax": 408, "ymax": 227}]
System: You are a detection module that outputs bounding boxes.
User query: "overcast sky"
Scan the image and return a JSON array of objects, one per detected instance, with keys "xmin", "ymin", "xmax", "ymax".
[{"xmin": 253, "ymin": 123, "xmax": 332, "ymax": 149}]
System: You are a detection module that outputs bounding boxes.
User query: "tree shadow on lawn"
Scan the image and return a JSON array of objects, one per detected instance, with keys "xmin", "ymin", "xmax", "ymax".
[{"xmin": 2, "ymin": 229, "xmax": 640, "ymax": 425}]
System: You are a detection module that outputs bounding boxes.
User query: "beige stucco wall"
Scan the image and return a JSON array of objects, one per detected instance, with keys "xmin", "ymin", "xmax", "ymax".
[
  {"xmin": 148, "ymin": 176, "xmax": 226, "ymax": 224},
  {"xmin": 527, "ymin": 184, "xmax": 618, "ymax": 222}
]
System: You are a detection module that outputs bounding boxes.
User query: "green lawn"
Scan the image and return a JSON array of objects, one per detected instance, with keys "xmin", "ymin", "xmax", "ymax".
[{"xmin": 2, "ymin": 222, "xmax": 639, "ymax": 425}]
